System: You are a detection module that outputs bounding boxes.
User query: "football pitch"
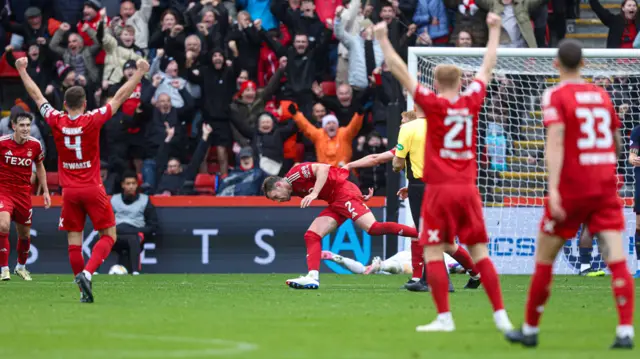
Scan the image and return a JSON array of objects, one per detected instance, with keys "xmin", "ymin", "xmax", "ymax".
[{"xmin": 0, "ymin": 274, "xmax": 638, "ymax": 359}]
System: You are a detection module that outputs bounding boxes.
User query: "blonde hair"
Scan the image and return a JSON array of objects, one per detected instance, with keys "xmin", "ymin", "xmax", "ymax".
[
  {"xmin": 434, "ymin": 64, "xmax": 462, "ymax": 90},
  {"xmin": 401, "ymin": 111, "xmax": 417, "ymax": 122}
]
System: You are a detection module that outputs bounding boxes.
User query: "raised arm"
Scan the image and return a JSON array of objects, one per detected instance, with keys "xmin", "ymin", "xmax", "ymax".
[
  {"xmin": 15, "ymin": 57, "xmax": 48, "ymax": 109},
  {"xmin": 107, "ymin": 59, "xmax": 150, "ymax": 113},
  {"xmin": 373, "ymin": 21, "xmax": 417, "ymax": 95},
  {"xmin": 475, "ymin": 13, "xmax": 501, "ymax": 85}
]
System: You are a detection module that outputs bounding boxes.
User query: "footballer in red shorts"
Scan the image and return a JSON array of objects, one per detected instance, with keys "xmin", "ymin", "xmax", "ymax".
[
  {"xmin": 262, "ymin": 162, "xmax": 419, "ymax": 289},
  {"xmin": 0, "ymin": 112, "xmax": 50, "ymax": 281},
  {"xmin": 505, "ymin": 40, "xmax": 633, "ymax": 349},
  {"xmin": 17, "ymin": 56, "xmax": 150, "ymax": 303}
]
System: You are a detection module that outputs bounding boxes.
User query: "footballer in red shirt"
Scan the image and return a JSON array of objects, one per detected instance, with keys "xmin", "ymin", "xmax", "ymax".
[
  {"xmin": 16, "ymin": 56, "xmax": 150, "ymax": 303},
  {"xmin": 262, "ymin": 163, "xmax": 419, "ymax": 289},
  {"xmin": 505, "ymin": 40, "xmax": 634, "ymax": 349},
  {"xmin": 374, "ymin": 13, "xmax": 512, "ymax": 333},
  {"xmin": 0, "ymin": 112, "xmax": 49, "ymax": 282}
]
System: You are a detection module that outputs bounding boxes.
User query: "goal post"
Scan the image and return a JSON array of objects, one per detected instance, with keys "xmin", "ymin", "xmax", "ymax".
[{"xmin": 403, "ymin": 47, "xmax": 640, "ymax": 274}]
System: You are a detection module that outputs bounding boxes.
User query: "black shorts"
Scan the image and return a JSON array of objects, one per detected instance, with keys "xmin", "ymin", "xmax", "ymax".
[
  {"xmin": 407, "ymin": 181, "xmax": 425, "ymax": 229},
  {"xmin": 208, "ymin": 121, "xmax": 233, "ymax": 147}
]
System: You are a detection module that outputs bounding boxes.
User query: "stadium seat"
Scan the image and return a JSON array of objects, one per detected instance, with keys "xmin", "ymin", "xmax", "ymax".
[
  {"xmin": 321, "ymin": 81, "xmax": 336, "ymax": 96},
  {"xmin": 194, "ymin": 174, "xmax": 216, "ymax": 195},
  {"xmin": 47, "ymin": 172, "xmax": 60, "ymax": 194}
]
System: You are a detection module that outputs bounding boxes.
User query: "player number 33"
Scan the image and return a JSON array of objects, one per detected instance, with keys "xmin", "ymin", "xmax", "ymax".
[{"xmin": 576, "ymin": 107, "xmax": 612, "ymax": 150}]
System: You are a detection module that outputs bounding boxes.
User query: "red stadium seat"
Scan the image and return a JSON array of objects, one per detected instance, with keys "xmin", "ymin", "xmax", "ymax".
[
  {"xmin": 47, "ymin": 172, "xmax": 60, "ymax": 194},
  {"xmin": 195, "ymin": 174, "xmax": 216, "ymax": 195},
  {"xmin": 321, "ymin": 81, "xmax": 336, "ymax": 96}
]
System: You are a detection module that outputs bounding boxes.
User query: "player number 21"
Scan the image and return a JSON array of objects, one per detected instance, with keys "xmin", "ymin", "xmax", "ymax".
[
  {"xmin": 64, "ymin": 136, "xmax": 83, "ymax": 160},
  {"xmin": 444, "ymin": 115, "xmax": 472, "ymax": 149},
  {"xmin": 576, "ymin": 107, "xmax": 612, "ymax": 150}
]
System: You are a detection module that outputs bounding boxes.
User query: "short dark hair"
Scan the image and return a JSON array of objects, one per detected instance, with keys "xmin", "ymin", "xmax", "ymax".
[
  {"xmin": 12, "ymin": 112, "xmax": 33, "ymax": 125},
  {"xmin": 121, "ymin": 170, "xmax": 138, "ymax": 182},
  {"xmin": 64, "ymin": 86, "xmax": 87, "ymax": 110},
  {"xmin": 262, "ymin": 176, "xmax": 282, "ymax": 197},
  {"xmin": 557, "ymin": 39, "xmax": 583, "ymax": 70}
]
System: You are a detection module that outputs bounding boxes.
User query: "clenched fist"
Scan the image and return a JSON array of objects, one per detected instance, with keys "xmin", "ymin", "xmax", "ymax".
[
  {"xmin": 15, "ymin": 57, "xmax": 28, "ymax": 71},
  {"xmin": 373, "ymin": 22, "xmax": 388, "ymax": 41},
  {"xmin": 136, "ymin": 59, "xmax": 150, "ymax": 73},
  {"xmin": 486, "ymin": 12, "xmax": 501, "ymax": 29}
]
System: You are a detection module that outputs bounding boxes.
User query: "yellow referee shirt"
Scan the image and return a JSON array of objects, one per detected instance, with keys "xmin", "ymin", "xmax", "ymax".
[{"xmin": 395, "ymin": 118, "xmax": 426, "ymax": 182}]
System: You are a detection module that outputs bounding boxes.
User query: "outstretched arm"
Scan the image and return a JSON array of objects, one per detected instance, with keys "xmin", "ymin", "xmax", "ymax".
[
  {"xmin": 345, "ymin": 151, "xmax": 394, "ymax": 170},
  {"xmin": 475, "ymin": 13, "xmax": 501, "ymax": 85},
  {"xmin": 15, "ymin": 57, "xmax": 48, "ymax": 110},
  {"xmin": 373, "ymin": 21, "xmax": 416, "ymax": 95},
  {"xmin": 107, "ymin": 59, "xmax": 150, "ymax": 113}
]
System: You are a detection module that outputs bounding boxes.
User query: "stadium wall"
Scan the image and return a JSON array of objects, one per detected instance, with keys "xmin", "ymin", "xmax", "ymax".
[{"xmin": 15, "ymin": 196, "xmax": 387, "ymax": 274}]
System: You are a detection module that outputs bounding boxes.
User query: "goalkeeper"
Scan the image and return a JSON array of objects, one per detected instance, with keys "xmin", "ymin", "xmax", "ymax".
[{"xmin": 321, "ymin": 250, "xmax": 460, "ymax": 275}]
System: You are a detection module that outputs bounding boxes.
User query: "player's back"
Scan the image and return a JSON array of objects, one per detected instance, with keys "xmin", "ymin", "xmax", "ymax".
[
  {"xmin": 41, "ymin": 103, "xmax": 112, "ymax": 188},
  {"xmin": 542, "ymin": 81, "xmax": 619, "ymax": 199},
  {"xmin": 285, "ymin": 162, "xmax": 350, "ymax": 201},
  {"xmin": 413, "ymin": 80, "xmax": 486, "ymax": 185}
]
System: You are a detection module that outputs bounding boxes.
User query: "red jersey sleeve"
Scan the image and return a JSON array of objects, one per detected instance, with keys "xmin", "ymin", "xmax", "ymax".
[
  {"xmin": 40, "ymin": 102, "xmax": 61, "ymax": 126},
  {"xmin": 389, "ymin": 148, "xmax": 396, "ymax": 155},
  {"xmin": 33, "ymin": 139, "xmax": 44, "ymax": 164},
  {"xmin": 461, "ymin": 80, "xmax": 487, "ymax": 110},
  {"xmin": 541, "ymin": 87, "xmax": 564, "ymax": 127},
  {"xmin": 413, "ymin": 84, "xmax": 438, "ymax": 113},
  {"xmin": 87, "ymin": 104, "xmax": 113, "ymax": 127}
]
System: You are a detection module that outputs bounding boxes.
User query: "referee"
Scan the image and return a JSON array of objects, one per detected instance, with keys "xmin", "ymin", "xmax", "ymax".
[{"xmin": 393, "ymin": 108, "xmax": 455, "ymax": 292}]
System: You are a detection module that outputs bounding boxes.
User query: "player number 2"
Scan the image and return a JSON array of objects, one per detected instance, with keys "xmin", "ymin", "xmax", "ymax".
[
  {"xmin": 444, "ymin": 115, "xmax": 472, "ymax": 149},
  {"xmin": 64, "ymin": 136, "xmax": 83, "ymax": 160},
  {"xmin": 576, "ymin": 107, "xmax": 612, "ymax": 150}
]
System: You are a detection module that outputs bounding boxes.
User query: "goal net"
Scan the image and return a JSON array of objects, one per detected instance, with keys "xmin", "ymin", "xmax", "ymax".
[{"xmin": 405, "ymin": 47, "xmax": 640, "ymax": 274}]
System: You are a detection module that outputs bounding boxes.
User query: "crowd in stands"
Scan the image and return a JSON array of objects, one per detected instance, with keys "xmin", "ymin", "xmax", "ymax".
[{"xmin": 0, "ymin": 0, "xmax": 636, "ymax": 198}]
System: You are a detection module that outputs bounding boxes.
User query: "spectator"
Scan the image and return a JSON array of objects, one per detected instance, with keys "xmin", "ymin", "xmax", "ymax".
[
  {"xmin": 444, "ymin": 0, "xmax": 488, "ymax": 46},
  {"xmin": 476, "ymin": 0, "xmax": 543, "ymax": 48},
  {"xmin": 100, "ymin": 20, "xmax": 144, "ymax": 87},
  {"xmin": 313, "ymin": 82, "xmax": 370, "ymax": 127},
  {"xmin": 78, "ymin": 0, "xmax": 110, "ymax": 66},
  {"xmin": 49, "ymin": 22, "xmax": 101, "ymax": 87},
  {"xmin": 0, "ymin": 6, "xmax": 61, "ymax": 50},
  {"xmin": 484, "ymin": 105, "xmax": 511, "ymax": 172},
  {"xmin": 236, "ymin": 0, "xmax": 278, "ymax": 31},
  {"xmin": 226, "ymin": 11, "xmax": 262, "ymax": 80},
  {"xmin": 155, "ymin": 123, "xmax": 212, "ymax": 195},
  {"xmin": 5, "ymin": 45, "xmax": 54, "ymax": 101},
  {"xmin": 286, "ymin": 102, "xmax": 363, "ymax": 166},
  {"xmin": 148, "ymin": 8, "xmax": 181, "ymax": 49},
  {"xmin": 184, "ymin": 0, "xmax": 230, "ymax": 44},
  {"xmin": 217, "ymin": 147, "xmax": 267, "ymax": 196},
  {"xmin": 257, "ymin": 25, "xmax": 290, "ymax": 87},
  {"xmin": 150, "ymin": 55, "xmax": 188, "ymax": 108},
  {"xmin": 334, "ymin": 8, "xmax": 383, "ymax": 90},
  {"xmin": 592, "ymin": 0, "xmax": 640, "ymax": 48},
  {"xmin": 300, "ymin": 102, "xmax": 327, "ymax": 161},
  {"xmin": 111, "ymin": 170, "xmax": 159, "ymax": 274},
  {"xmin": 413, "ymin": 0, "xmax": 450, "ymax": 46},
  {"xmin": 336, "ymin": 0, "xmax": 364, "ymax": 85},
  {"xmin": 110, "ymin": 0, "xmax": 153, "ymax": 50},
  {"xmin": 455, "ymin": 29, "xmax": 474, "ymax": 47},
  {"xmin": 353, "ymin": 131, "xmax": 387, "ymax": 195},
  {"xmin": 187, "ymin": 48, "xmax": 240, "ymax": 178},
  {"xmin": 139, "ymin": 73, "xmax": 196, "ymax": 189},
  {"xmin": 230, "ymin": 64, "xmax": 286, "ymax": 147}
]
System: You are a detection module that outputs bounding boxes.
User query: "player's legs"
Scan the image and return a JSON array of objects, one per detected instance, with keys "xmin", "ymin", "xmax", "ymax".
[
  {"xmin": 286, "ymin": 215, "xmax": 338, "ymax": 289},
  {"xmin": 13, "ymin": 223, "xmax": 32, "ymax": 281},
  {"xmin": 354, "ymin": 212, "xmax": 418, "ymax": 238},
  {"xmin": 83, "ymin": 226, "xmax": 117, "ymax": 276},
  {"xmin": 597, "ymin": 230, "xmax": 635, "ymax": 347},
  {"xmin": 635, "ymin": 215, "xmax": 640, "ymax": 278},
  {"xmin": 417, "ymin": 242, "xmax": 455, "ymax": 332},
  {"xmin": 578, "ymin": 225, "xmax": 605, "ymax": 276},
  {"xmin": 0, "ymin": 211, "xmax": 11, "ymax": 281},
  {"xmin": 79, "ymin": 188, "xmax": 117, "ymax": 284},
  {"xmin": 444, "ymin": 242, "xmax": 481, "ymax": 289},
  {"xmin": 321, "ymin": 250, "xmax": 367, "ymax": 274},
  {"xmin": 67, "ymin": 232, "xmax": 85, "ymax": 276}
]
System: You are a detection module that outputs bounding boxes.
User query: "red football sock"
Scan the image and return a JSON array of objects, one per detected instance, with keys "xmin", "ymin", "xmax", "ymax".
[
  {"xmin": 0, "ymin": 232, "xmax": 9, "ymax": 267},
  {"xmin": 84, "ymin": 236, "xmax": 115, "ymax": 274},
  {"xmin": 426, "ymin": 260, "xmax": 450, "ymax": 314},
  {"xmin": 451, "ymin": 246, "xmax": 479, "ymax": 276},
  {"xmin": 410, "ymin": 241, "xmax": 424, "ymax": 279},
  {"xmin": 608, "ymin": 259, "xmax": 635, "ymax": 326},
  {"xmin": 368, "ymin": 222, "xmax": 418, "ymax": 237},
  {"xmin": 476, "ymin": 258, "xmax": 505, "ymax": 311},
  {"xmin": 68, "ymin": 245, "xmax": 85, "ymax": 276},
  {"xmin": 16, "ymin": 236, "xmax": 30, "ymax": 265},
  {"xmin": 304, "ymin": 231, "xmax": 322, "ymax": 272},
  {"xmin": 525, "ymin": 262, "xmax": 553, "ymax": 327}
]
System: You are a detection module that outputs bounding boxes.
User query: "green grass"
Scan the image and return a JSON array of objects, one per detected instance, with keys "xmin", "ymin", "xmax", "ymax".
[{"xmin": 0, "ymin": 274, "xmax": 638, "ymax": 359}]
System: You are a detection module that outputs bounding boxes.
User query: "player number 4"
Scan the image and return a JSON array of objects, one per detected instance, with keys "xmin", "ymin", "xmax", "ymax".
[
  {"xmin": 576, "ymin": 107, "xmax": 612, "ymax": 150},
  {"xmin": 64, "ymin": 136, "xmax": 83, "ymax": 160},
  {"xmin": 444, "ymin": 115, "xmax": 472, "ymax": 149}
]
